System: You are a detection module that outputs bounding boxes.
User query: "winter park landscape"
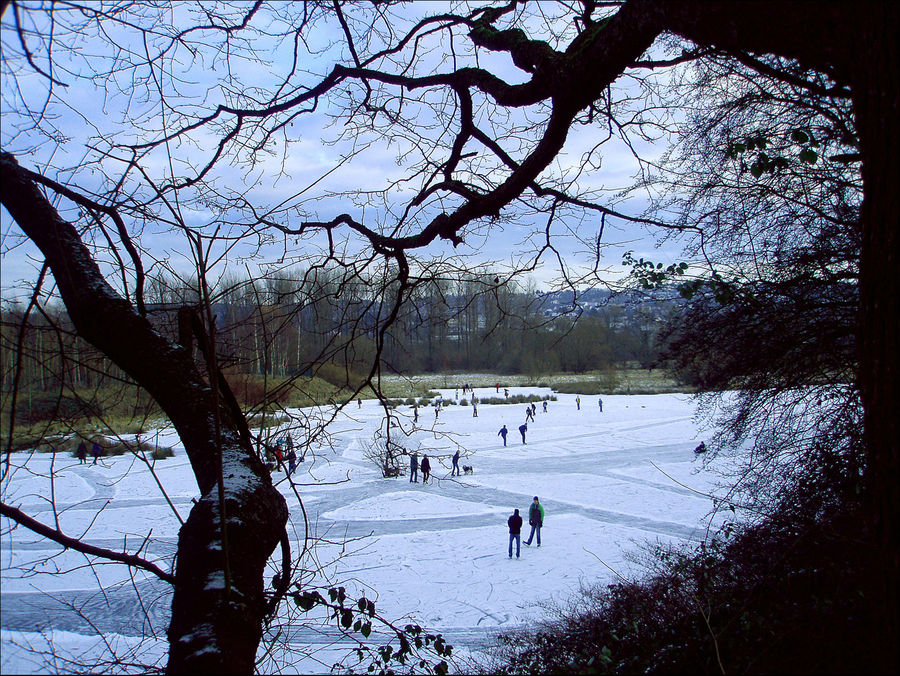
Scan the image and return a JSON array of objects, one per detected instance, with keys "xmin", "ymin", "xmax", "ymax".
[{"xmin": 1, "ymin": 383, "xmax": 740, "ymax": 674}]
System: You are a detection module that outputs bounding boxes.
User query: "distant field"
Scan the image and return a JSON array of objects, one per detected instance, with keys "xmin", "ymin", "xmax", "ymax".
[{"xmin": 378, "ymin": 368, "xmax": 689, "ymax": 396}]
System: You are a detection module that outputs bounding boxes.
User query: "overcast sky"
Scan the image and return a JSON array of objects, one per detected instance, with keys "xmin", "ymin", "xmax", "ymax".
[{"xmin": 1, "ymin": 2, "xmax": 690, "ymax": 302}]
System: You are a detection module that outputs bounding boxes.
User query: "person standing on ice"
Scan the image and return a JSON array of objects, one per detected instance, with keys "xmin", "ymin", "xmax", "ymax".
[
  {"xmin": 76, "ymin": 440, "xmax": 87, "ymax": 464},
  {"xmin": 451, "ymin": 449, "xmax": 460, "ymax": 476},
  {"xmin": 576, "ymin": 396, "xmax": 581, "ymax": 410},
  {"xmin": 409, "ymin": 451, "xmax": 419, "ymax": 483},
  {"xmin": 525, "ymin": 406, "xmax": 534, "ymax": 423},
  {"xmin": 598, "ymin": 397, "xmax": 603, "ymax": 412},
  {"xmin": 498, "ymin": 425, "xmax": 508, "ymax": 446},
  {"xmin": 519, "ymin": 423, "xmax": 527, "ymax": 444},
  {"xmin": 420, "ymin": 454, "xmax": 432, "ymax": 484},
  {"xmin": 413, "ymin": 405, "xmax": 419, "ymax": 423},
  {"xmin": 542, "ymin": 400, "xmax": 548, "ymax": 413},
  {"xmin": 507, "ymin": 508, "xmax": 523, "ymax": 558},
  {"xmin": 287, "ymin": 448, "xmax": 297, "ymax": 476},
  {"xmin": 524, "ymin": 496, "xmax": 544, "ymax": 547},
  {"xmin": 91, "ymin": 440, "xmax": 102, "ymax": 465}
]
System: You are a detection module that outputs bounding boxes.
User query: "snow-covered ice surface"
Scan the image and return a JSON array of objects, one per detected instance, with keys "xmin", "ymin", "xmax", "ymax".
[{"xmin": 2, "ymin": 389, "xmax": 744, "ymax": 674}]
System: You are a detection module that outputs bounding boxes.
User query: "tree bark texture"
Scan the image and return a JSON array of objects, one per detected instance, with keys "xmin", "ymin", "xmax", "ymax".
[{"xmin": 0, "ymin": 151, "xmax": 289, "ymax": 674}]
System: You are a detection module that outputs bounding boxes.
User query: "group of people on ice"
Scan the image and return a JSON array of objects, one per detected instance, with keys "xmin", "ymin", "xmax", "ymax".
[
  {"xmin": 75, "ymin": 439, "xmax": 104, "ymax": 465},
  {"xmin": 266, "ymin": 434, "xmax": 300, "ymax": 475}
]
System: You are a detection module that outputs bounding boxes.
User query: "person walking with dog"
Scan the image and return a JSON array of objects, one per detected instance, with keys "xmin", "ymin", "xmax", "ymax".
[
  {"xmin": 524, "ymin": 496, "xmax": 544, "ymax": 547},
  {"xmin": 451, "ymin": 449, "xmax": 461, "ymax": 476},
  {"xmin": 507, "ymin": 508, "xmax": 523, "ymax": 558},
  {"xmin": 498, "ymin": 425, "xmax": 508, "ymax": 446},
  {"xmin": 420, "ymin": 454, "xmax": 431, "ymax": 483},
  {"xmin": 519, "ymin": 423, "xmax": 527, "ymax": 444},
  {"xmin": 409, "ymin": 451, "xmax": 419, "ymax": 482}
]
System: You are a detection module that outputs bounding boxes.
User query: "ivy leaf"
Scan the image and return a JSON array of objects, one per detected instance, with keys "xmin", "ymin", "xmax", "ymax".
[
  {"xmin": 799, "ymin": 148, "xmax": 819, "ymax": 164},
  {"xmin": 791, "ymin": 129, "xmax": 809, "ymax": 144}
]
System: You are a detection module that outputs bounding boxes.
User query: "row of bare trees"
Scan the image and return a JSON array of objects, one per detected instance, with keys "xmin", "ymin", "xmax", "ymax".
[{"xmin": 2, "ymin": 271, "xmax": 660, "ymax": 413}]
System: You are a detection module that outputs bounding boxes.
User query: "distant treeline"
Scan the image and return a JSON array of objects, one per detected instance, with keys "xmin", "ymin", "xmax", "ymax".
[{"xmin": 0, "ymin": 269, "xmax": 675, "ymax": 408}]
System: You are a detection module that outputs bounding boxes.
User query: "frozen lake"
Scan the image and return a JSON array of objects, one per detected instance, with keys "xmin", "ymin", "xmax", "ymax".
[{"xmin": 1, "ymin": 387, "xmax": 740, "ymax": 674}]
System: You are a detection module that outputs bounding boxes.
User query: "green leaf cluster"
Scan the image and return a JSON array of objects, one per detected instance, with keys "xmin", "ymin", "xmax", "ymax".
[
  {"xmin": 725, "ymin": 128, "xmax": 820, "ymax": 178},
  {"xmin": 622, "ymin": 251, "xmax": 689, "ymax": 290}
]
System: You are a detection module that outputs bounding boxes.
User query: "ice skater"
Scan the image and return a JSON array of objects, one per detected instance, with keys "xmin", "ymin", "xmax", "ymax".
[
  {"xmin": 421, "ymin": 454, "xmax": 431, "ymax": 483},
  {"xmin": 525, "ymin": 406, "xmax": 534, "ymax": 423},
  {"xmin": 519, "ymin": 423, "xmax": 527, "ymax": 444},
  {"xmin": 507, "ymin": 508, "xmax": 523, "ymax": 559},
  {"xmin": 498, "ymin": 425, "xmax": 508, "ymax": 446},
  {"xmin": 542, "ymin": 400, "xmax": 548, "ymax": 413},
  {"xmin": 524, "ymin": 496, "xmax": 544, "ymax": 547},
  {"xmin": 410, "ymin": 451, "xmax": 419, "ymax": 482}
]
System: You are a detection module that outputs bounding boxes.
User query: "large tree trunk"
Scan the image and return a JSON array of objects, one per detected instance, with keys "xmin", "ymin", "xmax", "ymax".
[
  {"xmin": 0, "ymin": 151, "xmax": 289, "ymax": 674},
  {"xmin": 852, "ymin": 6, "xmax": 900, "ymax": 670}
]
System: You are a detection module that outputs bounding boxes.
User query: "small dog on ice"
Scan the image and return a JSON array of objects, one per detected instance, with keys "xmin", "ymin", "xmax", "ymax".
[{"xmin": 463, "ymin": 465, "xmax": 474, "ymax": 475}]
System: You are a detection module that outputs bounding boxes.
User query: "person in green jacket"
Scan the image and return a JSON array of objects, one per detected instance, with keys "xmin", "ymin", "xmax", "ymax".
[{"xmin": 524, "ymin": 496, "xmax": 544, "ymax": 547}]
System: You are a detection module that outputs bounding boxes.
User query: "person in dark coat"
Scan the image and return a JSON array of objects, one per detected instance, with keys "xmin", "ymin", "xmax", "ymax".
[
  {"xmin": 76, "ymin": 440, "xmax": 87, "ymax": 464},
  {"xmin": 508, "ymin": 508, "xmax": 523, "ymax": 558},
  {"xmin": 498, "ymin": 425, "xmax": 508, "ymax": 446},
  {"xmin": 91, "ymin": 440, "xmax": 102, "ymax": 465},
  {"xmin": 598, "ymin": 397, "xmax": 603, "ymax": 412},
  {"xmin": 519, "ymin": 423, "xmax": 527, "ymax": 444},
  {"xmin": 451, "ymin": 449, "xmax": 460, "ymax": 476},
  {"xmin": 409, "ymin": 451, "xmax": 419, "ymax": 482},
  {"xmin": 524, "ymin": 496, "xmax": 545, "ymax": 547},
  {"xmin": 287, "ymin": 448, "xmax": 297, "ymax": 475},
  {"xmin": 525, "ymin": 406, "xmax": 534, "ymax": 422},
  {"xmin": 420, "ymin": 454, "xmax": 431, "ymax": 483},
  {"xmin": 413, "ymin": 405, "xmax": 419, "ymax": 423}
]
